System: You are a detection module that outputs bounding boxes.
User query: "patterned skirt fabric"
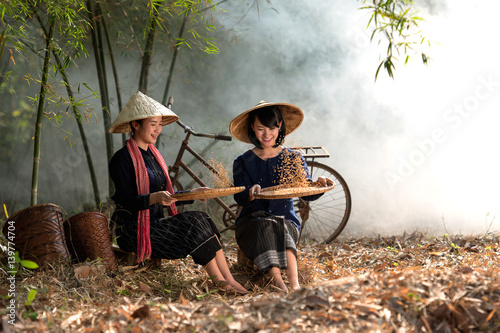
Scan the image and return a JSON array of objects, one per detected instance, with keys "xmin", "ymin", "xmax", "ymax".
[
  {"xmin": 115, "ymin": 211, "xmax": 221, "ymax": 266},
  {"xmin": 235, "ymin": 211, "xmax": 299, "ymax": 272}
]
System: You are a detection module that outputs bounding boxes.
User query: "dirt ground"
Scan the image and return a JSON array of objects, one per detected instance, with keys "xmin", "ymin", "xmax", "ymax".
[{"xmin": 1, "ymin": 232, "xmax": 499, "ymax": 332}]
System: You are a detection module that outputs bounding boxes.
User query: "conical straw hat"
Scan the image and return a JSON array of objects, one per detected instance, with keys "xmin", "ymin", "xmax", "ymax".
[
  {"xmin": 108, "ymin": 91, "xmax": 179, "ymax": 133},
  {"xmin": 229, "ymin": 101, "xmax": 304, "ymax": 144}
]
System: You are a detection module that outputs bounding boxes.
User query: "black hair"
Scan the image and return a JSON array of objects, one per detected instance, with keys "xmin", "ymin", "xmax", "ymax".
[
  {"xmin": 247, "ymin": 105, "xmax": 286, "ymax": 149},
  {"xmin": 130, "ymin": 119, "xmax": 144, "ymax": 135}
]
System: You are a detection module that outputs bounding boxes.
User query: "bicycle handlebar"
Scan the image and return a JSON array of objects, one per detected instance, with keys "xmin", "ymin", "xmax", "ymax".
[
  {"xmin": 167, "ymin": 97, "xmax": 232, "ymax": 141},
  {"xmin": 214, "ymin": 134, "xmax": 233, "ymax": 141},
  {"xmin": 175, "ymin": 119, "xmax": 232, "ymax": 141}
]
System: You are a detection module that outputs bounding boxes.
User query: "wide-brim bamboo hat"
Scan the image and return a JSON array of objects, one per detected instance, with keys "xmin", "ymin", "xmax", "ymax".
[
  {"xmin": 108, "ymin": 91, "xmax": 179, "ymax": 133},
  {"xmin": 229, "ymin": 101, "xmax": 304, "ymax": 144}
]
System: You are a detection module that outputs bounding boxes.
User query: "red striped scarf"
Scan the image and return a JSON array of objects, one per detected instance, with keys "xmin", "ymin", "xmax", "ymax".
[{"xmin": 126, "ymin": 137, "xmax": 177, "ymax": 263}]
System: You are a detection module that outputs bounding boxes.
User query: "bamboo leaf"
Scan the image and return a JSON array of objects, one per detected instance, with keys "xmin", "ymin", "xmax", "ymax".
[
  {"xmin": 26, "ymin": 289, "xmax": 37, "ymax": 305},
  {"xmin": 20, "ymin": 260, "xmax": 39, "ymax": 270}
]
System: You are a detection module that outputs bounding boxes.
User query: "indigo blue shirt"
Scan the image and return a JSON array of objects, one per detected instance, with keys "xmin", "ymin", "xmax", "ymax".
[{"xmin": 233, "ymin": 147, "xmax": 321, "ymax": 230}]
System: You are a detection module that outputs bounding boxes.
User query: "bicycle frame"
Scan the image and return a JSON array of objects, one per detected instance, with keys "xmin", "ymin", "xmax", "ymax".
[
  {"xmin": 166, "ymin": 99, "xmax": 238, "ymax": 231},
  {"xmin": 164, "ymin": 98, "xmax": 350, "ymax": 242},
  {"xmin": 290, "ymin": 145, "xmax": 330, "ymax": 175},
  {"xmin": 290, "ymin": 145, "xmax": 329, "ymax": 161}
]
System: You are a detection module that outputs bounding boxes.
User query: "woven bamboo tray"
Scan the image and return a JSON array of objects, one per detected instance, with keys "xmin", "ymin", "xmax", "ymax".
[
  {"xmin": 254, "ymin": 183, "xmax": 335, "ymax": 200},
  {"xmin": 171, "ymin": 186, "xmax": 245, "ymax": 201}
]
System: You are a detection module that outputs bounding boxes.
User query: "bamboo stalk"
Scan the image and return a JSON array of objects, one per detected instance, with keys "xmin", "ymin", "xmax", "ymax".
[
  {"xmin": 98, "ymin": 4, "xmax": 126, "ymax": 146},
  {"xmin": 94, "ymin": 0, "xmax": 113, "ymax": 160},
  {"xmin": 161, "ymin": 10, "xmax": 189, "ymax": 106},
  {"xmin": 34, "ymin": 13, "xmax": 101, "ymax": 208},
  {"xmin": 0, "ymin": 30, "xmax": 8, "ymax": 87},
  {"xmin": 31, "ymin": 16, "xmax": 55, "ymax": 206},
  {"xmin": 138, "ymin": 3, "xmax": 159, "ymax": 93},
  {"xmin": 120, "ymin": 7, "xmax": 143, "ymax": 58},
  {"xmin": 87, "ymin": 0, "xmax": 114, "ymax": 196},
  {"xmin": 156, "ymin": 10, "xmax": 189, "ymax": 148},
  {"xmin": 57, "ymin": 67, "xmax": 101, "ymax": 208}
]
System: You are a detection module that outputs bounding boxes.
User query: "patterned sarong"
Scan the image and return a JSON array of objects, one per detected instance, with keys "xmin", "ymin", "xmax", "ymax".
[{"xmin": 235, "ymin": 211, "xmax": 298, "ymax": 272}]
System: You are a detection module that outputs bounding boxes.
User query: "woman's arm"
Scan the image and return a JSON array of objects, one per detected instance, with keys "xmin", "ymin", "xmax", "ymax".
[
  {"xmin": 149, "ymin": 191, "xmax": 177, "ymax": 206},
  {"xmin": 233, "ymin": 156, "xmax": 256, "ymax": 206}
]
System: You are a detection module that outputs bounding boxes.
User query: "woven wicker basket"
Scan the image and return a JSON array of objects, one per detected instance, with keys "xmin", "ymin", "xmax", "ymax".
[
  {"xmin": 2, "ymin": 203, "xmax": 70, "ymax": 266},
  {"xmin": 64, "ymin": 211, "xmax": 118, "ymax": 271}
]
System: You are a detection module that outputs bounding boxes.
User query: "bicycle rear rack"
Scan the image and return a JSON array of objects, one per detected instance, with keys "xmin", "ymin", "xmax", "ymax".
[{"xmin": 289, "ymin": 146, "xmax": 330, "ymax": 159}]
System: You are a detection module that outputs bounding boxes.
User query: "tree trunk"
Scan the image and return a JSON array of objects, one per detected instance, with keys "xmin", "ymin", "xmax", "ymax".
[{"xmin": 31, "ymin": 16, "xmax": 55, "ymax": 206}]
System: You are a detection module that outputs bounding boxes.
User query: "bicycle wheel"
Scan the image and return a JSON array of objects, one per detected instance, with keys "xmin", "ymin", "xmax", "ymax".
[
  {"xmin": 171, "ymin": 178, "xmax": 185, "ymax": 213},
  {"xmin": 295, "ymin": 161, "xmax": 352, "ymax": 244},
  {"xmin": 221, "ymin": 203, "xmax": 241, "ymax": 228}
]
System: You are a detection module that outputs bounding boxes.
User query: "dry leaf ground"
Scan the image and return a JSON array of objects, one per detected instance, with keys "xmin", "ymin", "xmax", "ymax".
[{"xmin": 1, "ymin": 232, "xmax": 499, "ymax": 332}]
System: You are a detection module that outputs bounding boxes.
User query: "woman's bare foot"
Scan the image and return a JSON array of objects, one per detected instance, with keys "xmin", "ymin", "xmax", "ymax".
[
  {"xmin": 268, "ymin": 267, "xmax": 288, "ymax": 292},
  {"xmin": 289, "ymin": 279, "xmax": 300, "ymax": 292},
  {"xmin": 226, "ymin": 278, "xmax": 248, "ymax": 294},
  {"xmin": 214, "ymin": 280, "xmax": 247, "ymax": 294},
  {"xmin": 273, "ymin": 280, "xmax": 289, "ymax": 293}
]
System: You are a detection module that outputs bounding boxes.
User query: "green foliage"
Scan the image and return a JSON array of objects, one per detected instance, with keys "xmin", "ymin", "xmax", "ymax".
[
  {"xmin": 173, "ymin": 0, "xmax": 220, "ymax": 54},
  {"xmin": 1, "ymin": 0, "xmax": 89, "ymax": 59},
  {"xmin": 25, "ymin": 288, "xmax": 37, "ymax": 306},
  {"xmin": 0, "ymin": 0, "xmax": 94, "ymax": 131},
  {"xmin": 23, "ymin": 288, "xmax": 38, "ymax": 320},
  {"xmin": 196, "ymin": 288, "xmax": 218, "ymax": 300},
  {"xmin": 95, "ymin": 0, "xmax": 219, "ymax": 55},
  {"xmin": 0, "ymin": 0, "xmax": 220, "ymax": 129},
  {"xmin": 20, "ymin": 258, "xmax": 39, "ymax": 270},
  {"xmin": 360, "ymin": 0, "xmax": 431, "ymax": 80},
  {"xmin": 11, "ymin": 251, "xmax": 39, "ymax": 275}
]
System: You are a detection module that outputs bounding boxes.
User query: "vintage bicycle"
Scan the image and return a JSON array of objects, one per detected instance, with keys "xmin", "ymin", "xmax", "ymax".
[{"xmin": 166, "ymin": 98, "xmax": 352, "ymax": 244}]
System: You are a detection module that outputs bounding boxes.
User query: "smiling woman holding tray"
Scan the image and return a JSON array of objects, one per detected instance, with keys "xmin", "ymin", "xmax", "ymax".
[
  {"xmin": 230, "ymin": 101, "xmax": 334, "ymax": 293},
  {"xmin": 108, "ymin": 91, "xmax": 247, "ymax": 294}
]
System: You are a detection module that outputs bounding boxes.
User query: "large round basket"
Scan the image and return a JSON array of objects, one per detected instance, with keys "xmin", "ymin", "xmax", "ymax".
[
  {"xmin": 171, "ymin": 186, "xmax": 245, "ymax": 201},
  {"xmin": 64, "ymin": 211, "xmax": 118, "ymax": 271},
  {"xmin": 254, "ymin": 184, "xmax": 335, "ymax": 200},
  {"xmin": 2, "ymin": 203, "xmax": 70, "ymax": 266}
]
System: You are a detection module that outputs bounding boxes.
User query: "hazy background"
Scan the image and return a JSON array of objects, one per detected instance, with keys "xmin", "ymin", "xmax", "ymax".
[
  {"xmin": 3, "ymin": 0, "xmax": 499, "ymax": 237},
  {"xmin": 170, "ymin": 0, "xmax": 500, "ymax": 236}
]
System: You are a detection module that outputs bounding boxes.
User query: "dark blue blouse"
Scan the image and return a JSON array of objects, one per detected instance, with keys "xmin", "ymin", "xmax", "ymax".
[{"xmin": 232, "ymin": 147, "xmax": 321, "ymax": 230}]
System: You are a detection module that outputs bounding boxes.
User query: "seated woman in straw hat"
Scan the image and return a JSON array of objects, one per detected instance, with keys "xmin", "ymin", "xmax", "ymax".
[
  {"xmin": 229, "ymin": 101, "xmax": 334, "ymax": 292},
  {"xmin": 108, "ymin": 91, "xmax": 247, "ymax": 294}
]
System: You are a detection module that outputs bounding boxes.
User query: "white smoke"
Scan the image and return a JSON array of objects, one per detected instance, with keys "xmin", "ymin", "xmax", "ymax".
[{"xmin": 202, "ymin": 0, "xmax": 500, "ymax": 236}]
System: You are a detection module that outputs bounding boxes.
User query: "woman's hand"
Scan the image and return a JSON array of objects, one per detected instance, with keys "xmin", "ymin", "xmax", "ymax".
[
  {"xmin": 190, "ymin": 187, "xmax": 211, "ymax": 202},
  {"xmin": 150, "ymin": 191, "xmax": 178, "ymax": 206},
  {"xmin": 317, "ymin": 176, "xmax": 335, "ymax": 187},
  {"xmin": 248, "ymin": 184, "xmax": 261, "ymax": 201}
]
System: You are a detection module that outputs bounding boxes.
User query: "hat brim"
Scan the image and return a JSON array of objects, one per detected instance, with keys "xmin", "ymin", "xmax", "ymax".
[
  {"xmin": 109, "ymin": 91, "xmax": 179, "ymax": 133},
  {"xmin": 229, "ymin": 102, "xmax": 304, "ymax": 144}
]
